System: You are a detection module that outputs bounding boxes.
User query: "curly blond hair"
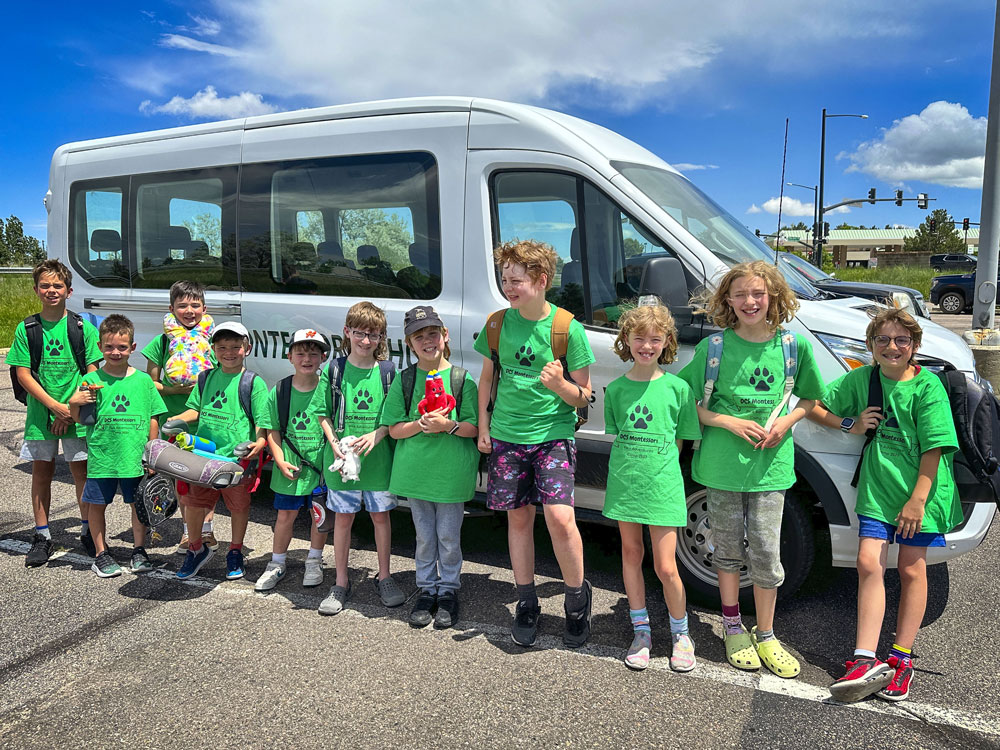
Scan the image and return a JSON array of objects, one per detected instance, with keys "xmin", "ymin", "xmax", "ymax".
[
  {"xmin": 613, "ymin": 302, "xmax": 678, "ymax": 364},
  {"xmin": 695, "ymin": 260, "xmax": 799, "ymax": 331},
  {"xmin": 341, "ymin": 301, "xmax": 389, "ymax": 360},
  {"xmin": 866, "ymin": 308, "xmax": 922, "ymax": 364},
  {"xmin": 493, "ymin": 239, "xmax": 558, "ymax": 291}
]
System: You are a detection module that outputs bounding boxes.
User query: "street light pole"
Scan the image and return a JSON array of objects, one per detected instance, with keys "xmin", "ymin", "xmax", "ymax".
[{"xmin": 815, "ymin": 109, "xmax": 868, "ymax": 267}]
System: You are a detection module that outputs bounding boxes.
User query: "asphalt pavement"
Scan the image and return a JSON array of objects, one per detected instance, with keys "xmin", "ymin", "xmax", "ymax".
[{"xmin": 1, "ymin": 351, "xmax": 998, "ymax": 750}]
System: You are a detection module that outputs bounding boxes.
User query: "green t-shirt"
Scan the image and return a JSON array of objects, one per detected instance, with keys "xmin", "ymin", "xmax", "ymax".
[
  {"xmin": 7, "ymin": 314, "xmax": 102, "ymax": 440},
  {"xmin": 141, "ymin": 333, "xmax": 217, "ymax": 418},
  {"xmin": 81, "ymin": 369, "xmax": 167, "ymax": 479},
  {"xmin": 185, "ymin": 369, "xmax": 271, "ymax": 460},
  {"xmin": 678, "ymin": 329, "xmax": 826, "ymax": 492},
  {"xmin": 380, "ymin": 366, "xmax": 480, "ymax": 503},
  {"xmin": 472, "ymin": 306, "xmax": 595, "ymax": 445},
  {"xmin": 603, "ymin": 373, "xmax": 702, "ymax": 526},
  {"xmin": 822, "ymin": 365, "xmax": 962, "ymax": 533},
  {"xmin": 267, "ymin": 381, "xmax": 332, "ymax": 497},
  {"xmin": 321, "ymin": 360, "xmax": 393, "ymax": 492}
]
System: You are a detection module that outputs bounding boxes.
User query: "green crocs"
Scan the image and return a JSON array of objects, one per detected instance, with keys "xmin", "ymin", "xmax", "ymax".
[
  {"xmin": 751, "ymin": 626, "xmax": 800, "ymax": 678},
  {"xmin": 724, "ymin": 627, "xmax": 761, "ymax": 671}
]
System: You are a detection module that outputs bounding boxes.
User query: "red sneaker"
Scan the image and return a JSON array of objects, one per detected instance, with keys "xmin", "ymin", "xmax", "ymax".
[
  {"xmin": 829, "ymin": 657, "xmax": 893, "ymax": 703},
  {"xmin": 877, "ymin": 655, "xmax": 913, "ymax": 702}
]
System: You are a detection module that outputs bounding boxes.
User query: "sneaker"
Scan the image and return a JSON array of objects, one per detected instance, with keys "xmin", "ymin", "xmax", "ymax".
[
  {"xmin": 174, "ymin": 533, "xmax": 190, "ymax": 555},
  {"xmin": 176, "ymin": 545, "xmax": 214, "ymax": 580},
  {"xmin": 318, "ymin": 583, "xmax": 351, "ymax": 615},
  {"xmin": 130, "ymin": 547, "xmax": 154, "ymax": 573},
  {"xmin": 670, "ymin": 633, "xmax": 697, "ymax": 672},
  {"xmin": 225, "ymin": 548, "xmax": 245, "ymax": 580},
  {"xmin": 409, "ymin": 590, "xmax": 437, "ymax": 628},
  {"xmin": 80, "ymin": 530, "xmax": 97, "ymax": 557},
  {"xmin": 375, "ymin": 575, "xmax": 406, "ymax": 607},
  {"xmin": 434, "ymin": 591, "xmax": 459, "ymax": 630},
  {"xmin": 202, "ymin": 532, "xmax": 220, "ymax": 551},
  {"xmin": 25, "ymin": 533, "xmax": 53, "ymax": 568},
  {"xmin": 511, "ymin": 599, "xmax": 541, "ymax": 647},
  {"xmin": 302, "ymin": 557, "xmax": 324, "ymax": 588},
  {"xmin": 91, "ymin": 551, "xmax": 122, "ymax": 578},
  {"xmin": 563, "ymin": 579, "xmax": 593, "ymax": 649},
  {"xmin": 829, "ymin": 657, "xmax": 894, "ymax": 703},
  {"xmin": 625, "ymin": 630, "xmax": 652, "ymax": 670},
  {"xmin": 877, "ymin": 656, "xmax": 913, "ymax": 702},
  {"xmin": 254, "ymin": 561, "xmax": 286, "ymax": 591}
]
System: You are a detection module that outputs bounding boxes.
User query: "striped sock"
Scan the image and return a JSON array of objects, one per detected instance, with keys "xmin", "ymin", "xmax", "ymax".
[
  {"xmin": 630, "ymin": 608, "xmax": 651, "ymax": 633},
  {"xmin": 35, "ymin": 525, "xmax": 51, "ymax": 540},
  {"xmin": 755, "ymin": 628, "xmax": 776, "ymax": 643},
  {"xmin": 722, "ymin": 603, "xmax": 742, "ymax": 635},
  {"xmin": 81, "ymin": 520, "xmax": 90, "ymax": 533},
  {"xmin": 668, "ymin": 612, "xmax": 689, "ymax": 636},
  {"xmin": 889, "ymin": 643, "xmax": 912, "ymax": 666}
]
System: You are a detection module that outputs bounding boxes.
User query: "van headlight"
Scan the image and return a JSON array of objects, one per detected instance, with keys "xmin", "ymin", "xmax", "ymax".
[
  {"xmin": 891, "ymin": 292, "xmax": 916, "ymax": 316},
  {"xmin": 815, "ymin": 333, "xmax": 872, "ymax": 370}
]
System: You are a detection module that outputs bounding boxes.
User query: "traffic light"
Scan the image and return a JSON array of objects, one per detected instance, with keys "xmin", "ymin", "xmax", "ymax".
[
  {"xmin": 917, "ymin": 193, "xmax": 928, "ymax": 210},
  {"xmin": 868, "ymin": 188, "xmax": 876, "ymax": 204},
  {"xmin": 929, "ymin": 218, "xmax": 937, "ymax": 232},
  {"xmin": 963, "ymin": 217, "xmax": 970, "ymax": 231},
  {"xmin": 823, "ymin": 222, "xmax": 830, "ymax": 237},
  {"xmin": 895, "ymin": 189, "xmax": 903, "ymax": 206},
  {"xmin": 755, "ymin": 229, "xmax": 761, "ymax": 237}
]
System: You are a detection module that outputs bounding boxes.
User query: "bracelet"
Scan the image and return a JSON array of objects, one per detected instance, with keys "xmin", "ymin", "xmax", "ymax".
[{"xmin": 447, "ymin": 420, "xmax": 460, "ymax": 435}]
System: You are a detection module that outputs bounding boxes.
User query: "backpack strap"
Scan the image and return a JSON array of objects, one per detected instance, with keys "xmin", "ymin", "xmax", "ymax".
[
  {"xmin": 551, "ymin": 306, "xmax": 589, "ymax": 430},
  {"xmin": 66, "ymin": 312, "xmax": 89, "ymax": 375},
  {"xmin": 693, "ymin": 331, "xmax": 725, "ymax": 451},
  {"xmin": 485, "ymin": 310, "xmax": 506, "ymax": 414},
  {"xmin": 378, "ymin": 359, "xmax": 396, "ymax": 396},
  {"xmin": 450, "ymin": 366, "xmax": 467, "ymax": 417},
  {"xmin": 851, "ymin": 365, "xmax": 883, "ymax": 488},
  {"xmin": 328, "ymin": 356, "xmax": 348, "ymax": 433},
  {"xmin": 401, "ymin": 364, "xmax": 419, "ymax": 417},
  {"xmin": 763, "ymin": 329, "xmax": 799, "ymax": 432},
  {"xmin": 196, "ymin": 369, "xmax": 211, "ymax": 401},
  {"xmin": 25, "ymin": 313, "xmax": 44, "ymax": 381},
  {"xmin": 237, "ymin": 370, "xmax": 258, "ymax": 439},
  {"xmin": 275, "ymin": 374, "xmax": 321, "ymax": 478}
]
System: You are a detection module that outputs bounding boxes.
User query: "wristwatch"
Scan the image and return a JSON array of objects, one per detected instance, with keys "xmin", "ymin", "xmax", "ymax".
[
  {"xmin": 840, "ymin": 417, "xmax": 855, "ymax": 433},
  {"xmin": 447, "ymin": 420, "xmax": 460, "ymax": 435}
]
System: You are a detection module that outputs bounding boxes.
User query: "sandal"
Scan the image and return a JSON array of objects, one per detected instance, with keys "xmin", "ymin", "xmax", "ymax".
[
  {"xmin": 750, "ymin": 626, "xmax": 800, "ymax": 678},
  {"xmin": 724, "ymin": 628, "xmax": 761, "ymax": 671}
]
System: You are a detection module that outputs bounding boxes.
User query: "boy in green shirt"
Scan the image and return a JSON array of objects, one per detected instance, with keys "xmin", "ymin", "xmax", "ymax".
[
  {"xmin": 69, "ymin": 315, "xmax": 166, "ymax": 577},
  {"xmin": 811, "ymin": 309, "xmax": 961, "ymax": 704},
  {"xmin": 255, "ymin": 329, "xmax": 337, "ymax": 593},
  {"xmin": 8, "ymin": 259, "xmax": 102, "ymax": 567}
]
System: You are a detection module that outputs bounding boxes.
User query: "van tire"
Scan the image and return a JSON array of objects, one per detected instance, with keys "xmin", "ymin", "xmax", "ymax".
[
  {"xmin": 673, "ymin": 477, "xmax": 815, "ymax": 609},
  {"xmin": 938, "ymin": 291, "xmax": 965, "ymax": 314}
]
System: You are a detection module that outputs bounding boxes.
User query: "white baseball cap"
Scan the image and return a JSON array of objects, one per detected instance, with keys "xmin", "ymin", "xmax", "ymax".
[
  {"xmin": 211, "ymin": 321, "xmax": 250, "ymax": 342},
  {"xmin": 289, "ymin": 328, "xmax": 331, "ymax": 355}
]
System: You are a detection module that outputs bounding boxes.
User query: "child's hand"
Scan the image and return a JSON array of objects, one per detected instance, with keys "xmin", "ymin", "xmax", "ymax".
[
  {"xmin": 350, "ymin": 431, "xmax": 378, "ymax": 456},
  {"xmin": 50, "ymin": 416, "xmax": 72, "ymax": 436},
  {"xmin": 276, "ymin": 458, "xmax": 300, "ymax": 481},
  {"xmin": 478, "ymin": 427, "xmax": 492, "ymax": 454},
  {"xmin": 329, "ymin": 439, "xmax": 344, "ymax": 460},
  {"xmin": 49, "ymin": 402, "xmax": 72, "ymax": 422},
  {"xmin": 855, "ymin": 406, "xmax": 884, "ymax": 435},
  {"xmin": 243, "ymin": 438, "xmax": 266, "ymax": 460},
  {"xmin": 68, "ymin": 389, "xmax": 95, "ymax": 407},
  {"xmin": 896, "ymin": 497, "xmax": 926, "ymax": 539},
  {"xmin": 169, "ymin": 384, "xmax": 195, "ymax": 396},
  {"xmin": 539, "ymin": 360, "xmax": 564, "ymax": 392},
  {"xmin": 419, "ymin": 407, "xmax": 452, "ymax": 434},
  {"xmin": 722, "ymin": 415, "xmax": 768, "ymax": 446},
  {"xmin": 756, "ymin": 415, "xmax": 792, "ymax": 449}
]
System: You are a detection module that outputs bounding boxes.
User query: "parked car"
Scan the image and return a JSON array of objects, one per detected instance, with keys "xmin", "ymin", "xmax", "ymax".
[
  {"xmin": 778, "ymin": 252, "xmax": 929, "ymax": 318},
  {"xmin": 929, "ymin": 271, "xmax": 989, "ymax": 313},
  {"xmin": 930, "ymin": 253, "xmax": 977, "ymax": 272}
]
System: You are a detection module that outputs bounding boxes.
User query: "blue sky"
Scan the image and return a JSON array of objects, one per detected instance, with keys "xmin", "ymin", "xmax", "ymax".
[{"xmin": 2, "ymin": 1, "xmax": 995, "ymax": 245}]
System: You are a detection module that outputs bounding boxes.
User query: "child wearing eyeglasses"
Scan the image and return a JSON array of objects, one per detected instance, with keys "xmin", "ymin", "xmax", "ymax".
[{"xmin": 809, "ymin": 308, "xmax": 961, "ymax": 704}]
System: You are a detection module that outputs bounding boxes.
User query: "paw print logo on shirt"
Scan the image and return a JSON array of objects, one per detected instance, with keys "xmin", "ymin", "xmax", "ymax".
[
  {"xmin": 749, "ymin": 367, "xmax": 774, "ymax": 392},
  {"xmin": 111, "ymin": 394, "xmax": 130, "ymax": 413},
  {"xmin": 883, "ymin": 406, "xmax": 900, "ymax": 429},
  {"xmin": 517, "ymin": 345, "xmax": 535, "ymax": 367},
  {"xmin": 291, "ymin": 411, "xmax": 310, "ymax": 430},
  {"xmin": 46, "ymin": 338, "xmax": 63, "ymax": 356},
  {"xmin": 353, "ymin": 388, "xmax": 373, "ymax": 410},
  {"xmin": 209, "ymin": 390, "xmax": 227, "ymax": 409},
  {"xmin": 628, "ymin": 404, "xmax": 652, "ymax": 430}
]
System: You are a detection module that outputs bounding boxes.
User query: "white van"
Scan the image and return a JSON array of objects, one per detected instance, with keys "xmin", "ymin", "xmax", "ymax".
[{"xmin": 47, "ymin": 96, "xmax": 996, "ymax": 601}]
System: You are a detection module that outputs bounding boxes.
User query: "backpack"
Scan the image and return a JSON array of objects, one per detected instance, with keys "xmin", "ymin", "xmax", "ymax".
[
  {"xmin": 11, "ymin": 312, "xmax": 89, "ymax": 405},
  {"xmin": 400, "ymin": 364, "xmax": 468, "ymax": 418},
  {"xmin": 485, "ymin": 306, "xmax": 589, "ymax": 430},
  {"xmin": 694, "ymin": 328, "xmax": 799, "ymax": 449},
  {"xmin": 275, "ymin": 375, "xmax": 323, "ymax": 480},
  {"xmin": 196, "ymin": 368, "xmax": 260, "ymax": 441},
  {"xmin": 853, "ymin": 364, "xmax": 1000, "ymax": 508},
  {"xmin": 327, "ymin": 356, "xmax": 396, "ymax": 433}
]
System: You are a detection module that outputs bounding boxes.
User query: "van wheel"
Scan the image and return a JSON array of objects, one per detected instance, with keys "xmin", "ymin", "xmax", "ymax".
[
  {"xmin": 674, "ymin": 482, "xmax": 815, "ymax": 609},
  {"xmin": 938, "ymin": 291, "xmax": 965, "ymax": 314}
]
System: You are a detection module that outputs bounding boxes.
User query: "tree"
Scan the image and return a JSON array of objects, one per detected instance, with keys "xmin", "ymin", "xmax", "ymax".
[
  {"xmin": 0, "ymin": 216, "xmax": 46, "ymax": 266},
  {"xmin": 340, "ymin": 208, "xmax": 413, "ymax": 268},
  {"xmin": 624, "ymin": 237, "xmax": 645, "ymax": 258},
  {"xmin": 903, "ymin": 209, "xmax": 966, "ymax": 254},
  {"xmin": 780, "ymin": 221, "xmax": 809, "ymax": 231},
  {"xmin": 181, "ymin": 212, "xmax": 222, "ymax": 255}
]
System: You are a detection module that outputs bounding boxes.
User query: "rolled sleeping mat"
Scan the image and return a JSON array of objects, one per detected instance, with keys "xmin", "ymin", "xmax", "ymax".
[{"xmin": 142, "ymin": 439, "xmax": 245, "ymax": 489}]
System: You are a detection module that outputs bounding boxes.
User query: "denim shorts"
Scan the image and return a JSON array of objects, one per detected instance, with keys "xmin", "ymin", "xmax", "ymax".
[
  {"xmin": 20, "ymin": 437, "xmax": 88, "ymax": 463},
  {"xmin": 858, "ymin": 514, "xmax": 946, "ymax": 547},
  {"xmin": 82, "ymin": 477, "xmax": 142, "ymax": 505},
  {"xmin": 273, "ymin": 493, "xmax": 309, "ymax": 511},
  {"xmin": 326, "ymin": 489, "xmax": 396, "ymax": 514}
]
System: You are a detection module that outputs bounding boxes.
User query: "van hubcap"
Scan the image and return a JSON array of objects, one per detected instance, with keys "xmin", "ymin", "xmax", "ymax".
[{"xmin": 678, "ymin": 488, "xmax": 751, "ymax": 588}]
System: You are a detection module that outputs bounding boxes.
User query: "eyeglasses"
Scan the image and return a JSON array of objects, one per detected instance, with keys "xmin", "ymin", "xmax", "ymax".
[
  {"xmin": 348, "ymin": 330, "xmax": 382, "ymax": 343},
  {"xmin": 873, "ymin": 335, "xmax": 913, "ymax": 348}
]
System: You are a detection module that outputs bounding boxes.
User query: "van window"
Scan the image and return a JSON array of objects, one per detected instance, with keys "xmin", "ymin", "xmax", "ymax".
[
  {"xmin": 68, "ymin": 181, "xmax": 129, "ymax": 288},
  {"xmin": 491, "ymin": 170, "xmax": 675, "ymax": 328},
  {"xmin": 239, "ymin": 152, "xmax": 440, "ymax": 298}
]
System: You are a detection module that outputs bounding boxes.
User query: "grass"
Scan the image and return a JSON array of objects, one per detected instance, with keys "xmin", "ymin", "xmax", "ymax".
[
  {"xmin": 1, "ymin": 274, "xmax": 37, "ymax": 349},
  {"xmin": 826, "ymin": 265, "xmax": 938, "ymax": 299}
]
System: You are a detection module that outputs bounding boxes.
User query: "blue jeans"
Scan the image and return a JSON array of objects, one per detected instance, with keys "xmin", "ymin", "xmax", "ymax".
[{"xmin": 410, "ymin": 498, "xmax": 465, "ymax": 593}]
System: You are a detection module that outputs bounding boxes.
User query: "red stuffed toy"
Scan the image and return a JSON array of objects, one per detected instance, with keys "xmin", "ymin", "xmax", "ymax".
[{"xmin": 418, "ymin": 369, "xmax": 456, "ymax": 417}]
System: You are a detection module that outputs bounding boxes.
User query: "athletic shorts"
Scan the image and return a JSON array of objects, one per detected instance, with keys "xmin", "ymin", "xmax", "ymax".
[
  {"xmin": 181, "ymin": 482, "xmax": 252, "ymax": 514},
  {"xmin": 858, "ymin": 514, "xmax": 946, "ymax": 547},
  {"xmin": 82, "ymin": 477, "xmax": 142, "ymax": 505},
  {"xmin": 486, "ymin": 438, "xmax": 576, "ymax": 511},
  {"xmin": 325, "ymin": 489, "xmax": 396, "ymax": 514},
  {"xmin": 20, "ymin": 438, "xmax": 88, "ymax": 463},
  {"xmin": 273, "ymin": 493, "xmax": 309, "ymax": 511}
]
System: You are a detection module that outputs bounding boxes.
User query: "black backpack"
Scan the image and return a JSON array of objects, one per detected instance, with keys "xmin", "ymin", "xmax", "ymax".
[
  {"xmin": 399, "ymin": 365, "xmax": 468, "ymax": 418},
  {"xmin": 327, "ymin": 356, "xmax": 396, "ymax": 433},
  {"xmin": 853, "ymin": 364, "xmax": 1000, "ymax": 508},
  {"xmin": 196, "ymin": 368, "xmax": 260, "ymax": 441},
  {"xmin": 275, "ymin": 375, "xmax": 323, "ymax": 480},
  {"xmin": 11, "ymin": 312, "xmax": 89, "ymax": 405}
]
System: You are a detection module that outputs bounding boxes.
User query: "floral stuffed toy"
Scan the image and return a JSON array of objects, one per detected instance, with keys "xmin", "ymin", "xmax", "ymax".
[{"xmin": 163, "ymin": 312, "xmax": 215, "ymax": 386}]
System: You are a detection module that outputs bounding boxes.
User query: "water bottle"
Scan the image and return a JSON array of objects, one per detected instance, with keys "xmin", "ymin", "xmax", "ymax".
[{"xmin": 77, "ymin": 384, "xmax": 100, "ymax": 426}]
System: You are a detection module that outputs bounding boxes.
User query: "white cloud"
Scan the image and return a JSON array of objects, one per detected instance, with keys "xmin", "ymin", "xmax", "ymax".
[
  {"xmin": 159, "ymin": 34, "xmax": 241, "ymax": 58},
  {"xmin": 759, "ymin": 197, "xmax": 815, "ymax": 217},
  {"xmin": 845, "ymin": 101, "xmax": 986, "ymax": 188},
  {"xmin": 747, "ymin": 204, "xmax": 763, "ymax": 214},
  {"xmin": 140, "ymin": 86, "xmax": 276, "ymax": 119},
  {"xmin": 186, "ymin": 15, "xmax": 222, "ymax": 37},
  {"xmin": 674, "ymin": 163, "xmax": 719, "ymax": 171}
]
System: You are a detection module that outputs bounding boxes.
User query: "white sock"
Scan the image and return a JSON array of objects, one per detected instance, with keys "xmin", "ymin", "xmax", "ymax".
[
  {"xmin": 202, "ymin": 521, "xmax": 213, "ymax": 533},
  {"xmin": 36, "ymin": 525, "xmax": 52, "ymax": 540},
  {"xmin": 272, "ymin": 552, "xmax": 287, "ymax": 565},
  {"xmin": 182, "ymin": 523, "xmax": 189, "ymax": 534},
  {"xmin": 307, "ymin": 547, "xmax": 323, "ymax": 559}
]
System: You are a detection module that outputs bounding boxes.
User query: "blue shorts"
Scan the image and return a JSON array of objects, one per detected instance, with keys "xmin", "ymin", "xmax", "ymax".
[
  {"xmin": 326, "ymin": 489, "xmax": 396, "ymax": 514},
  {"xmin": 857, "ymin": 514, "xmax": 946, "ymax": 547},
  {"xmin": 273, "ymin": 493, "xmax": 310, "ymax": 511},
  {"xmin": 82, "ymin": 477, "xmax": 142, "ymax": 505}
]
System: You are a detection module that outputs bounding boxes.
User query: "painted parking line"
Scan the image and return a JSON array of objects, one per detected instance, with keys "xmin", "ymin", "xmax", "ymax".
[{"xmin": 3, "ymin": 537, "xmax": 998, "ymax": 738}]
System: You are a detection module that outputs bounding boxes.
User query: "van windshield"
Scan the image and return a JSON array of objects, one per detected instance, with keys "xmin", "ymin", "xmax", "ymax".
[{"xmin": 613, "ymin": 162, "xmax": 818, "ymax": 299}]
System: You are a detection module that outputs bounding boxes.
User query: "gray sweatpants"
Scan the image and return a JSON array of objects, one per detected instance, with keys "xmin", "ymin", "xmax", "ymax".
[
  {"xmin": 706, "ymin": 489, "xmax": 785, "ymax": 589},
  {"xmin": 410, "ymin": 498, "xmax": 465, "ymax": 593}
]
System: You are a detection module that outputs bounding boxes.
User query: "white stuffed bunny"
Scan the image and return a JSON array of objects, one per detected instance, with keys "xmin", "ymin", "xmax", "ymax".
[{"xmin": 329, "ymin": 436, "xmax": 362, "ymax": 482}]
